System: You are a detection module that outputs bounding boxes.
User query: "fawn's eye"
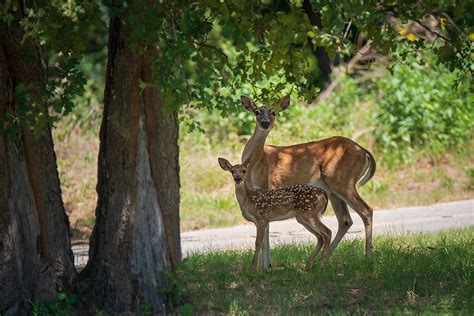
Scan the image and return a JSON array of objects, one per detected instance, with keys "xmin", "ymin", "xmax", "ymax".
[
  {"xmin": 242, "ymin": 170, "xmax": 246, "ymax": 174},
  {"xmin": 271, "ymin": 110, "xmax": 276, "ymax": 116},
  {"xmin": 254, "ymin": 109, "xmax": 261, "ymax": 116}
]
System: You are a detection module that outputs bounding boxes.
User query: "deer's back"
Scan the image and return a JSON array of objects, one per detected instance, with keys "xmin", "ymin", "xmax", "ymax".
[{"xmin": 255, "ymin": 136, "xmax": 368, "ymax": 188}]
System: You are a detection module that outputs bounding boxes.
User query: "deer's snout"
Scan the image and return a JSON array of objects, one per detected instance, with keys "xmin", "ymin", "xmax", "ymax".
[
  {"xmin": 234, "ymin": 176, "xmax": 243, "ymax": 184},
  {"xmin": 260, "ymin": 121, "xmax": 270, "ymax": 129}
]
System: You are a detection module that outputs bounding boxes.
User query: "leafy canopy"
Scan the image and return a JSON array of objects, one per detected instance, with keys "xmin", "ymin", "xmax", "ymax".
[{"xmin": 0, "ymin": 0, "xmax": 472, "ymax": 135}]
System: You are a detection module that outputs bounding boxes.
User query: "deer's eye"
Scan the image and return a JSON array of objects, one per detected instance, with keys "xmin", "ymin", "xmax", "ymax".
[
  {"xmin": 254, "ymin": 109, "xmax": 261, "ymax": 116},
  {"xmin": 242, "ymin": 170, "xmax": 246, "ymax": 174},
  {"xmin": 271, "ymin": 110, "xmax": 276, "ymax": 116}
]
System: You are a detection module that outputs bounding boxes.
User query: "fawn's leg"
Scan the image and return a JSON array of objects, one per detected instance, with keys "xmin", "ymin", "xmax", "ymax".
[
  {"xmin": 261, "ymin": 224, "xmax": 271, "ymax": 269},
  {"xmin": 307, "ymin": 233, "xmax": 324, "ymax": 268},
  {"xmin": 252, "ymin": 221, "xmax": 268, "ymax": 270},
  {"xmin": 303, "ymin": 215, "xmax": 332, "ymax": 267},
  {"xmin": 296, "ymin": 216, "xmax": 325, "ymax": 269}
]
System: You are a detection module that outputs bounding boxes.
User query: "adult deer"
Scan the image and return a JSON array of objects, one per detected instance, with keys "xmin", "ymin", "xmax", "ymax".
[
  {"xmin": 240, "ymin": 95, "xmax": 376, "ymax": 268},
  {"xmin": 218, "ymin": 158, "xmax": 331, "ymax": 270}
]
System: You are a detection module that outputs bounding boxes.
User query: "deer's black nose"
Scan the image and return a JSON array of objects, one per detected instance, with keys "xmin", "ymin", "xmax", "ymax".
[
  {"xmin": 261, "ymin": 121, "xmax": 270, "ymax": 129},
  {"xmin": 234, "ymin": 177, "xmax": 242, "ymax": 184}
]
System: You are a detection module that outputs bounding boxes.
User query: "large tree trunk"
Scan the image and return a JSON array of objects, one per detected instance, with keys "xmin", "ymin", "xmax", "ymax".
[
  {"xmin": 0, "ymin": 17, "xmax": 75, "ymax": 315},
  {"xmin": 81, "ymin": 6, "xmax": 181, "ymax": 314}
]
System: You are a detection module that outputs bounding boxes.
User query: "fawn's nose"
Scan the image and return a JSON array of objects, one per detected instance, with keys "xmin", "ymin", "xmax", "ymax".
[
  {"xmin": 260, "ymin": 121, "xmax": 270, "ymax": 129},
  {"xmin": 234, "ymin": 176, "xmax": 242, "ymax": 184}
]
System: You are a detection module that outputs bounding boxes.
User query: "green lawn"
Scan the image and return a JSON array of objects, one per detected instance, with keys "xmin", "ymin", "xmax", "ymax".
[{"xmin": 177, "ymin": 227, "xmax": 474, "ymax": 314}]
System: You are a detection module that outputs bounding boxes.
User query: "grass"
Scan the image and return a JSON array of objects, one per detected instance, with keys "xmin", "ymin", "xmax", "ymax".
[{"xmin": 177, "ymin": 227, "xmax": 474, "ymax": 314}]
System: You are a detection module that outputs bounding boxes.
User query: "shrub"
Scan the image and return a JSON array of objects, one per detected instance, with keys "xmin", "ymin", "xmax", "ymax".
[{"xmin": 371, "ymin": 49, "xmax": 473, "ymax": 162}]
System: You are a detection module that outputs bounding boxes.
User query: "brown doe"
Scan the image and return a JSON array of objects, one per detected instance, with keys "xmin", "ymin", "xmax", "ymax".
[
  {"xmin": 218, "ymin": 157, "xmax": 331, "ymax": 270},
  {"xmin": 240, "ymin": 95, "xmax": 376, "ymax": 268}
]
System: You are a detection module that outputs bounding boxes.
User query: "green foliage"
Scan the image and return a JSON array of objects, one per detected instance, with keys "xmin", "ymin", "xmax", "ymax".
[
  {"xmin": 2, "ymin": 0, "xmax": 472, "ymax": 138},
  {"xmin": 277, "ymin": 75, "xmax": 362, "ymax": 139},
  {"xmin": 85, "ymin": 215, "xmax": 95, "ymax": 229},
  {"xmin": 158, "ymin": 268, "xmax": 190, "ymax": 311},
  {"xmin": 31, "ymin": 292, "xmax": 78, "ymax": 316},
  {"xmin": 139, "ymin": 302, "xmax": 153, "ymax": 316},
  {"xmin": 1, "ymin": 83, "xmax": 55, "ymax": 138},
  {"xmin": 0, "ymin": 0, "xmax": 104, "ymax": 136},
  {"xmin": 77, "ymin": 0, "xmax": 472, "ymax": 122},
  {"xmin": 372, "ymin": 47, "xmax": 474, "ymax": 162},
  {"xmin": 179, "ymin": 74, "xmax": 362, "ymax": 146}
]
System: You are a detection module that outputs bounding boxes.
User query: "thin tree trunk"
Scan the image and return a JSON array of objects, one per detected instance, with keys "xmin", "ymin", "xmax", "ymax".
[
  {"xmin": 81, "ymin": 7, "xmax": 180, "ymax": 314},
  {"xmin": 302, "ymin": 0, "xmax": 333, "ymax": 84},
  {"xmin": 0, "ymin": 17, "xmax": 75, "ymax": 315}
]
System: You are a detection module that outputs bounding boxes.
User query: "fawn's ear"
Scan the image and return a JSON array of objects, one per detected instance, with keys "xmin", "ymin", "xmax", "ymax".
[
  {"xmin": 240, "ymin": 95, "xmax": 256, "ymax": 112},
  {"xmin": 279, "ymin": 95, "xmax": 290, "ymax": 111},
  {"xmin": 218, "ymin": 157, "xmax": 232, "ymax": 171}
]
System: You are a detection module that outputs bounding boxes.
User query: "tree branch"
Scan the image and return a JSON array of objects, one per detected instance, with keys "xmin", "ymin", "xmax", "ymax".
[
  {"xmin": 413, "ymin": 19, "xmax": 450, "ymax": 43},
  {"xmin": 193, "ymin": 41, "xmax": 229, "ymax": 64}
]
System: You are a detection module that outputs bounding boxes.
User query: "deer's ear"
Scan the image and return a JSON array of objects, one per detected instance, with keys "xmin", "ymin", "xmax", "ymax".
[
  {"xmin": 279, "ymin": 95, "xmax": 290, "ymax": 111},
  {"xmin": 240, "ymin": 95, "xmax": 256, "ymax": 112},
  {"xmin": 218, "ymin": 157, "xmax": 232, "ymax": 171}
]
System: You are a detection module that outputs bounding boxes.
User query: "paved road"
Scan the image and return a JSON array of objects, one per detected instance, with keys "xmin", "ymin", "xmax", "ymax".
[
  {"xmin": 72, "ymin": 199, "xmax": 473, "ymax": 267},
  {"xmin": 181, "ymin": 199, "xmax": 474, "ymax": 255}
]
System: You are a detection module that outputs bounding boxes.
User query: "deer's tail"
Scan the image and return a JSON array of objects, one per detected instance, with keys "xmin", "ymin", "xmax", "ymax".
[{"xmin": 358, "ymin": 149, "xmax": 376, "ymax": 187}]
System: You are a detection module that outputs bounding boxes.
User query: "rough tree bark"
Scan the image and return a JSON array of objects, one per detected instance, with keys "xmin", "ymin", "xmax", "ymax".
[
  {"xmin": 80, "ymin": 5, "xmax": 181, "ymax": 314},
  {"xmin": 0, "ymin": 16, "xmax": 75, "ymax": 315}
]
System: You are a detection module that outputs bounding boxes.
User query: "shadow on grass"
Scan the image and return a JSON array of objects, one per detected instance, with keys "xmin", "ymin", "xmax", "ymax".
[{"xmin": 177, "ymin": 227, "xmax": 473, "ymax": 314}]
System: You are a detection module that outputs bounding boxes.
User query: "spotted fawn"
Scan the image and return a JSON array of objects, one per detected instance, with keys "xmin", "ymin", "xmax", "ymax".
[{"xmin": 218, "ymin": 157, "xmax": 332, "ymax": 270}]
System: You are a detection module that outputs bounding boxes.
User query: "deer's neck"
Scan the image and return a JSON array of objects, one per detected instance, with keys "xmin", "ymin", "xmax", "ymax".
[{"xmin": 242, "ymin": 128, "xmax": 269, "ymax": 166}]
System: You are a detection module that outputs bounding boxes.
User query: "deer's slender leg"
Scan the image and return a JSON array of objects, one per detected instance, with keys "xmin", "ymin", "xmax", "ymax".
[
  {"xmin": 327, "ymin": 193, "xmax": 353, "ymax": 257},
  {"xmin": 252, "ymin": 221, "xmax": 268, "ymax": 270},
  {"xmin": 342, "ymin": 189, "xmax": 373, "ymax": 261},
  {"xmin": 261, "ymin": 225, "xmax": 271, "ymax": 269},
  {"xmin": 327, "ymin": 182, "xmax": 373, "ymax": 261}
]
